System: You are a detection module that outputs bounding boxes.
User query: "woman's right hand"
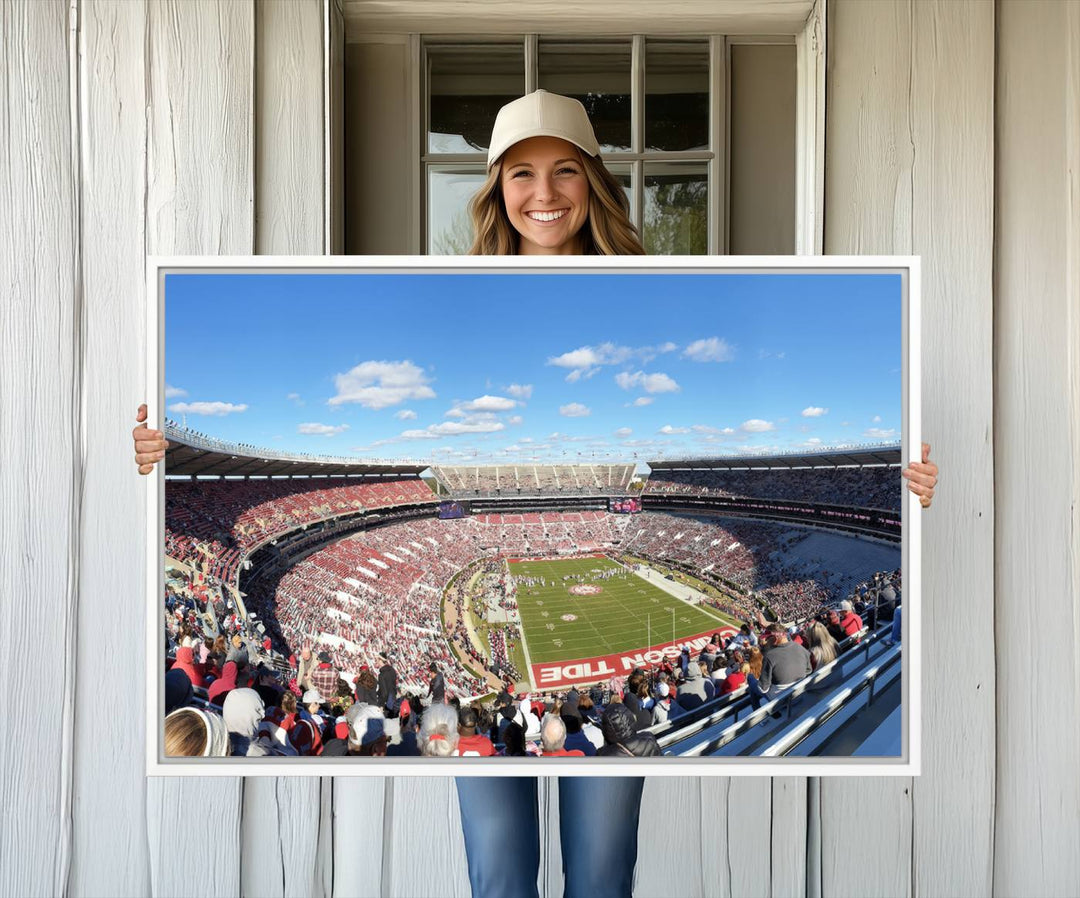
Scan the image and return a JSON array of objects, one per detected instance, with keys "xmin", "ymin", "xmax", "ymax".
[{"xmin": 133, "ymin": 403, "xmax": 169, "ymax": 474}]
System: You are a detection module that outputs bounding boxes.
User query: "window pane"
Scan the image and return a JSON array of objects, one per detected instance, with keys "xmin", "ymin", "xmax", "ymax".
[
  {"xmin": 538, "ymin": 40, "xmax": 632, "ymax": 153},
  {"xmin": 604, "ymin": 163, "xmax": 634, "ymax": 222},
  {"xmin": 428, "ymin": 44, "xmax": 524, "ymax": 154},
  {"xmin": 643, "ymin": 163, "xmax": 707, "ymax": 255},
  {"xmin": 428, "ymin": 167, "xmax": 487, "ymax": 254},
  {"xmin": 645, "ymin": 40, "xmax": 709, "ymax": 152}
]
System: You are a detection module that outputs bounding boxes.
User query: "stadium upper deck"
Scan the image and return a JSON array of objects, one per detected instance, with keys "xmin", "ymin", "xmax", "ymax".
[
  {"xmin": 163, "ymin": 421, "xmax": 428, "ymax": 478},
  {"xmin": 431, "ymin": 464, "xmax": 635, "ymax": 498}
]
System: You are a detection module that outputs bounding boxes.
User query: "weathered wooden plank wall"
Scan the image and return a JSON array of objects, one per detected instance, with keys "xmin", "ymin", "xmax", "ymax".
[
  {"xmin": 994, "ymin": 2, "xmax": 1080, "ymax": 895},
  {"xmin": 143, "ymin": 0, "xmax": 253, "ymax": 895},
  {"xmin": 2, "ymin": 1, "xmax": 1078, "ymax": 897},
  {"xmin": 0, "ymin": 2, "xmax": 78, "ymax": 896},
  {"xmin": 71, "ymin": 1, "xmax": 152, "ymax": 895},
  {"xmin": 245, "ymin": 3, "xmax": 331, "ymax": 898},
  {"xmin": 823, "ymin": 3, "xmax": 997, "ymax": 898}
]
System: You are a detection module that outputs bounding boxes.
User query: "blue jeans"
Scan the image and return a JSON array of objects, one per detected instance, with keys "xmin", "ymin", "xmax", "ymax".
[{"xmin": 455, "ymin": 776, "xmax": 645, "ymax": 898}]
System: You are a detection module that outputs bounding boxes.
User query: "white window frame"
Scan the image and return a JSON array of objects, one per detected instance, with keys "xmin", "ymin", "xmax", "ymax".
[{"xmin": 400, "ymin": 1, "xmax": 825, "ymax": 256}]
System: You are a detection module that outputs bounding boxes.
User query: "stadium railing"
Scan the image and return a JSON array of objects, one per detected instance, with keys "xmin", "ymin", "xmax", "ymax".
[
  {"xmin": 648, "ymin": 624, "xmax": 887, "ymax": 746},
  {"xmin": 658, "ymin": 624, "xmax": 896, "ymax": 756}
]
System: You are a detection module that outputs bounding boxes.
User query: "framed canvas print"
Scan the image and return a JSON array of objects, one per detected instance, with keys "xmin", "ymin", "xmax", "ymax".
[{"xmin": 146, "ymin": 256, "xmax": 920, "ymax": 776}]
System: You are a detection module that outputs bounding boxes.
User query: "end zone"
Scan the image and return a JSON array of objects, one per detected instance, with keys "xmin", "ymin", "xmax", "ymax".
[{"xmin": 531, "ymin": 626, "xmax": 738, "ymax": 689}]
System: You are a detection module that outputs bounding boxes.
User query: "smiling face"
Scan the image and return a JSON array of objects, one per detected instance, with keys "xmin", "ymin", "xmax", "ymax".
[{"xmin": 499, "ymin": 136, "xmax": 591, "ymax": 255}]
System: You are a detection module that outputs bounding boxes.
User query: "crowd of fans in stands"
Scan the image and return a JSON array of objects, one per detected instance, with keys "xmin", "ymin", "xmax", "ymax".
[
  {"xmin": 162, "ymin": 467, "xmax": 903, "ymax": 761},
  {"xmin": 644, "ymin": 466, "xmax": 901, "ymax": 511},
  {"xmin": 434, "ymin": 464, "xmax": 635, "ymax": 497},
  {"xmin": 166, "ymin": 476, "xmax": 436, "ymax": 586},
  {"xmin": 164, "ymin": 559, "xmax": 900, "ymax": 760}
]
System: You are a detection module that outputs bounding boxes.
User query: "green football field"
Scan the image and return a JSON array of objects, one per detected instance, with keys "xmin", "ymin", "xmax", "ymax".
[{"xmin": 512, "ymin": 556, "xmax": 738, "ymax": 664}]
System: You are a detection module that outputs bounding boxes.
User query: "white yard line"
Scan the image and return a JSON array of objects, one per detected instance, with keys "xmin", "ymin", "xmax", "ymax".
[
  {"xmin": 518, "ymin": 623, "xmax": 538, "ymax": 692},
  {"xmin": 632, "ymin": 567, "xmax": 732, "ymax": 625}
]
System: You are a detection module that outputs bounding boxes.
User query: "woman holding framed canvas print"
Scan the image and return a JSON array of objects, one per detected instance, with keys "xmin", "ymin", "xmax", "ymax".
[{"xmin": 132, "ymin": 90, "xmax": 938, "ymax": 898}]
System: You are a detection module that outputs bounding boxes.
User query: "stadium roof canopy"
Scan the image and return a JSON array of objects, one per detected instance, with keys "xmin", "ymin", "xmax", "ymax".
[
  {"xmin": 163, "ymin": 423, "xmax": 427, "ymax": 478},
  {"xmin": 647, "ymin": 444, "xmax": 902, "ymax": 470}
]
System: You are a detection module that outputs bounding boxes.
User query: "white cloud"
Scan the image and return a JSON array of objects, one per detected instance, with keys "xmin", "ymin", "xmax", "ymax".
[
  {"xmin": 506, "ymin": 383, "xmax": 533, "ymax": 400},
  {"xmin": 740, "ymin": 419, "xmax": 775, "ymax": 433},
  {"xmin": 298, "ymin": 422, "xmax": 350, "ymax": 436},
  {"xmin": 460, "ymin": 394, "xmax": 517, "ymax": 412},
  {"xmin": 508, "ymin": 415, "xmax": 523, "ymax": 425},
  {"xmin": 632, "ymin": 396, "xmax": 654, "ymax": 407},
  {"xmin": 864, "ymin": 427, "xmax": 898, "ymax": 440},
  {"xmin": 801, "ymin": 406, "xmax": 828, "ymax": 417},
  {"xmin": 394, "ymin": 409, "xmax": 417, "ymax": 420},
  {"xmin": 559, "ymin": 403, "xmax": 591, "ymax": 418},
  {"xmin": 722, "ymin": 427, "xmax": 735, "ymax": 435},
  {"xmin": 328, "ymin": 360, "xmax": 435, "ymax": 410},
  {"xmin": 758, "ymin": 349, "xmax": 786, "ymax": 360},
  {"xmin": 165, "ymin": 384, "xmax": 187, "ymax": 399},
  {"xmin": 658, "ymin": 425, "xmax": 690, "ymax": 434},
  {"xmin": 872, "ymin": 415, "xmax": 882, "ymax": 423},
  {"xmin": 806, "ymin": 437, "xmax": 823, "ymax": 445},
  {"xmin": 400, "ymin": 419, "xmax": 506, "ymax": 439},
  {"xmin": 548, "ymin": 345, "xmax": 620, "ymax": 380},
  {"xmin": 614, "ymin": 427, "xmax": 633, "ymax": 438},
  {"xmin": 682, "ymin": 337, "xmax": 734, "ymax": 363},
  {"xmin": 548, "ymin": 342, "xmax": 680, "ymax": 381},
  {"xmin": 691, "ymin": 424, "xmax": 722, "ymax": 434},
  {"xmin": 615, "ymin": 370, "xmax": 680, "ymax": 394},
  {"xmin": 168, "ymin": 401, "xmax": 247, "ymax": 417}
]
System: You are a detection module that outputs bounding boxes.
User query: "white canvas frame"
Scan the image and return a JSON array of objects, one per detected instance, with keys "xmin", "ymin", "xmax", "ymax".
[{"xmin": 146, "ymin": 254, "xmax": 920, "ymax": 777}]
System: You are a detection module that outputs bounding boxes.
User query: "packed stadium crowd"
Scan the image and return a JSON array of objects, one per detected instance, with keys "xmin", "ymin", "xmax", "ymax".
[
  {"xmin": 644, "ymin": 466, "xmax": 901, "ymax": 511},
  {"xmin": 164, "ymin": 566, "xmax": 900, "ymax": 759},
  {"xmin": 434, "ymin": 464, "xmax": 635, "ymax": 497},
  {"xmin": 165, "ymin": 476, "xmax": 436, "ymax": 585},
  {"xmin": 620, "ymin": 512, "xmax": 887, "ymax": 623},
  {"xmin": 161, "ymin": 466, "xmax": 903, "ymax": 741}
]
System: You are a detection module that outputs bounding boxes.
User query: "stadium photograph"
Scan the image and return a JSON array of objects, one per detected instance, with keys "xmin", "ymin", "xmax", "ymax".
[{"xmin": 155, "ymin": 264, "xmax": 911, "ymax": 767}]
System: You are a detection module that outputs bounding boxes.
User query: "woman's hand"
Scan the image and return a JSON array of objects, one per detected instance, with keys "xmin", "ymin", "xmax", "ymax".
[
  {"xmin": 133, "ymin": 403, "xmax": 169, "ymax": 474},
  {"xmin": 902, "ymin": 442, "xmax": 938, "ymax": 508}
]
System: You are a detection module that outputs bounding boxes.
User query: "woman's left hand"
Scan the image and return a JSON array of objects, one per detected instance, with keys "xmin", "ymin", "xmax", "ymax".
[{"xmin": 902, "ymin": 442, "xmax": 938, "ymax": 508}]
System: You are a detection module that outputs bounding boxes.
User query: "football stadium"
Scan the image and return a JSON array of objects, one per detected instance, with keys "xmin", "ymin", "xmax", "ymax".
[{"xmin": 163, "ymin": 427, "xmax": 904, "ymax": 760}]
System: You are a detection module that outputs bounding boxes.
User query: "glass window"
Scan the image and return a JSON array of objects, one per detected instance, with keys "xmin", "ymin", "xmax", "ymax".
[
  {"xmin": 427, "ymin": 44, "xmax": 525, "ymax": 154},
  {"xmin": 428, "ymin": 167, "xmax": 488, "ymax": 254},
  {"xmin": 538, "ymin": 40, "xmax": 632, "ymax": 153},
  {"xmin": 643, "ymin": 163, "xmax": 708, "ymax": 255},
  {"xmin": 645, "ymin": 40, "xmax": 709, "ymax": 152},
  {"xmin": 417, "ymin": 35, "xmax": 794, "ymax": 256}
]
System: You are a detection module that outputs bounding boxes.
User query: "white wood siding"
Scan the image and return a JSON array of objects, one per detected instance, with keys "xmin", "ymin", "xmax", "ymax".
[
  {"xmin": 825, "ymin": 3, "xmax": 997, "ymax": 897},
  {"xmin": 994, "ymin": 2, "xmax": 1080, "ymax": 895},
  {"xmin": 1, "ymin": 2, "xmax": 1077, "ymax": 897}
]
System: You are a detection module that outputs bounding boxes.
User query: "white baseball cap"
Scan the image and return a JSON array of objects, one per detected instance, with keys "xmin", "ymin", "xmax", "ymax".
[{"xmin": 486, "ymin": 90, "xmax": 601, "ymax": 169}]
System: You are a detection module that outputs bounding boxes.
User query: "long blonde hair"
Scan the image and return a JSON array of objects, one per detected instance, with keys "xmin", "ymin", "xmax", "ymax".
[{"xmin": 468, "ymin": 151, "xmax": 645, "ymax": 256}]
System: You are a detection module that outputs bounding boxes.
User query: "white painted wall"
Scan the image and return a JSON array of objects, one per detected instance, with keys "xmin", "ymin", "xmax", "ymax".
[{"xmin": 2, "ymin": 1, "xmax": 1077, "ymax": 897}]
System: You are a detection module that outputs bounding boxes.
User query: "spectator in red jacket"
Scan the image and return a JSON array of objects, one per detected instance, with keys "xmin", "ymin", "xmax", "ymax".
[
  {"xmin": 837, "ymin": 601, "xmax": 864, "ymax": 638},
  {"xmin": 455, "ymin": 706, "xmax": 496, "ymax": 757},
  {"xmin": 207, "ymin": 660, "xmax": 239, "ymax": 705},
  {"xmin": 171, "ymin": 645, "xmax": 205, "ymax": 688},
  {"xmin": 720, "ymin": 663, "xmax": 749, "ymax": 695}
]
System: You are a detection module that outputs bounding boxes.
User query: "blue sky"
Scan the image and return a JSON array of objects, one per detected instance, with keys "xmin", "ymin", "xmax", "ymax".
[{"xmin": 164, "ymin": 272, "xmax": 902, "ymax": 465}]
